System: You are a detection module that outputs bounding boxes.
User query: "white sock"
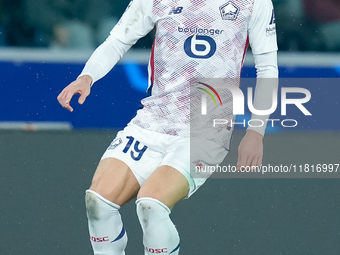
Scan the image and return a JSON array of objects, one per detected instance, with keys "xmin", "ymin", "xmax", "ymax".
[
  {"xmin": 136, "ymin": 197, "xmax": 180, "ymax": 255},
  {"xmin": 85, "ymin": 190, "xmax": 127, "ymax": 255}
]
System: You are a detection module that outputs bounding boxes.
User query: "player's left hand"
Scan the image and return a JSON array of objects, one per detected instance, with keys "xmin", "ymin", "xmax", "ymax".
[{"xmin": 236, "ymin": 129, "xmax": 263, "ymax": 171}]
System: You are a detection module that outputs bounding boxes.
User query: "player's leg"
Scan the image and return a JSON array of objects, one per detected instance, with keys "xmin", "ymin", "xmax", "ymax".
[
  {"xmin": 136, "ymin": 165, "xmax": 189, "ymax": 255},
  {"xmin": 137, "ymin": 165, "xmax": 189, "ymax": 209},
  {"xmin": 85, "ymin": 158, "xmax": 140, "ymax": 255},
  {"xmin": 89, "ymin": 157, "xmax": 140, "ymax": 205}
]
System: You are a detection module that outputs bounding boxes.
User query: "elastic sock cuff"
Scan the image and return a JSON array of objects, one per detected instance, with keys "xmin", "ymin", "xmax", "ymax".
[
  {"xmin": 86, "ymin": 189, "xmax": 121, "ymax": 209},
  {"xmin": 136, "ymin": 197, "xmax": 171, "ymax": 214}
]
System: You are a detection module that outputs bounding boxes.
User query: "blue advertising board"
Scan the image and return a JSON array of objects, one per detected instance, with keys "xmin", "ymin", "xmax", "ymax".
[{"xmin": 0, "ymin": 60, "xmax": 339, "ymax": 131}]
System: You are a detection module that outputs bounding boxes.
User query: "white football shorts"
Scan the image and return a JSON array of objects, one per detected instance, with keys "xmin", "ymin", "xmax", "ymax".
[{"xmin": 101, "ymin": 124, "xmax": 228, "ymax": 198}]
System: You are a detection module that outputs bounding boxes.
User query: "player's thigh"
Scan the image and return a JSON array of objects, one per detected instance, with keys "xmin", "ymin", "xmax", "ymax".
[
  {"xmin": 90, "ymin": 157, "xmax": 140, "ymax": 206},
  {"xmin": 137, "ymin": 165, "xmax": 189, "ymax": 209}
]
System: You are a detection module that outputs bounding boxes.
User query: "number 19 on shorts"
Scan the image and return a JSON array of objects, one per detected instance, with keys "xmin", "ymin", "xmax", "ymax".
[{"xmin": 122, "ymin": 136, "xmax": 148, "ymax": 161}]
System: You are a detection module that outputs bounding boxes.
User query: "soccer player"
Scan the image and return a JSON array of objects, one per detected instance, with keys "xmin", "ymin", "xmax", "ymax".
[{"xmin": 57, "ymin": 0, "xmax": 278, "ymax": 254}]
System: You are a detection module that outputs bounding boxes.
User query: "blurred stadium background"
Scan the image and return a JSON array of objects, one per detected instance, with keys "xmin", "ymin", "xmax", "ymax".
[{"xmin": 1, "ymin": 0, "xmax": 340, "ymax": 254}]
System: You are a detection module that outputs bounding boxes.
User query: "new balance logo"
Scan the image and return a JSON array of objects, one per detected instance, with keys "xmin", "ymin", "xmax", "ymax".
[{"xmin": 169, "ymin": 7, "xmax": 183, "ymax": 15}]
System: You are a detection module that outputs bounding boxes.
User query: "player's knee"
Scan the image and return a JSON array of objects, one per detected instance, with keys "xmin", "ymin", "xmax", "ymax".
[
  {"xmin": 136, "ymin": 197, "xmax": 170, "ymax": 229},
  {"xmin": 136, "ymin": 198, "xmax": 180, "ymax": 254},
  {"xmin": 87, "ymin": 182, "xmax": 117, "ymax": 205},
  {"xmin": 85, "ymin": 190, "xmax": 100, "ymax": 220},
  {"xmin": 88, "ymin": 176, "xmax": 103, "ymax": 194},
  {"xmin": 85, "ymin": 189, "xmax": 120, "ymax": 221}
]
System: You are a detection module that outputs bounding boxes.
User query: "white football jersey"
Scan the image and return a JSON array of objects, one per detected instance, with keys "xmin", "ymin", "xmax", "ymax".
[{"xmin": 111, "ymin": 0, "xmax": 278, "ymax": 147}]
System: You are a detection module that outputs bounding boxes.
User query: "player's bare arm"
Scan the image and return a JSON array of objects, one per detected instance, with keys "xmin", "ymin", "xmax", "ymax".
[
  {"xmin": 57, "ymin": 75, "xmax": 92, "ymax": 112},
  {"xmin": 236, "ymin": 52, "xmax": 278, "ymax": 171}
]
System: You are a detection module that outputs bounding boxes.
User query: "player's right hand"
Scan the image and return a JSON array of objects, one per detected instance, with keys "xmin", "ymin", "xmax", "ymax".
[{"xmin": 57, "ymin": 75, "xmax": 92, "ymax": 112}]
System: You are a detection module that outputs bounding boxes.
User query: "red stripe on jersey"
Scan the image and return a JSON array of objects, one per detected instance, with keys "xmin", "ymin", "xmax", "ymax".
[
  {"xmin": 242, "ymin": 36, "xmax": 249, "ymax": 67},
  {"xmin": 239, "ymin": 36, "xmax": 249, "ymax": 87},
  {"xmin": 150, "ymin": 37, "xmax": 156, "ymax": 85}
]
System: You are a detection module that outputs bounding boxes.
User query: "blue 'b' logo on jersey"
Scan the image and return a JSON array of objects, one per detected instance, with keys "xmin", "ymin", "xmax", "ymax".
[{"xmin": 184, "ymin": 35, "xmax": 217, "ymax": 59}]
